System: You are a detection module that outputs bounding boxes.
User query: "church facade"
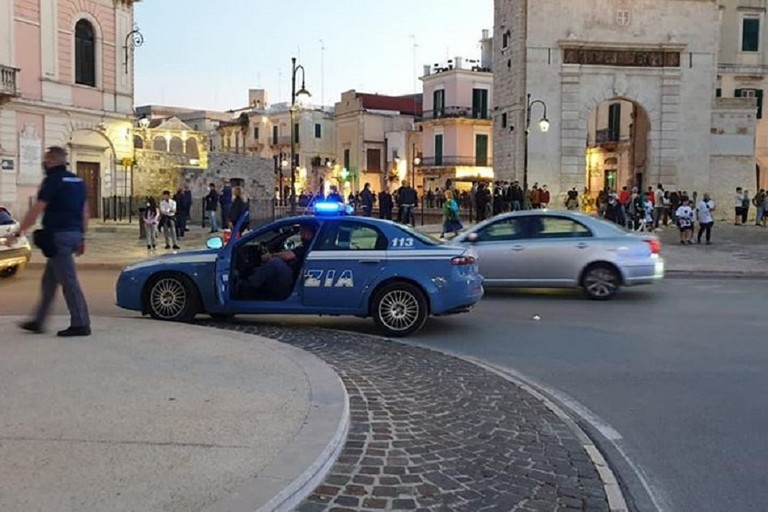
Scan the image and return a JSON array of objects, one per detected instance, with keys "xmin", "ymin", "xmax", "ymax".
[{"xmin": 494, "ymin": 0, "xmax": 759, "ymax": 206}]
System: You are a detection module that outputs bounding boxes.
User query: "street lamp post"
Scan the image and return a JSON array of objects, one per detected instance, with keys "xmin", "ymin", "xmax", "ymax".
[
  {"xmin": 523, "ymin": 93, "xmax": 550, "ymax": 205},
  {"xmin": 413, "ymin": 155, "xmax": 423, "ymax": 225},
  {"xmin": 290, "ymin": 57, "xmax": 311, "ymax": 216}
]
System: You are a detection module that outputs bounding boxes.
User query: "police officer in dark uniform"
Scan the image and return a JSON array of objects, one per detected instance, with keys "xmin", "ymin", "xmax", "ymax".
[
  {"xmin": 9, "ymin": 146, "xmax": 91, "ymax": 336},
  {"xmin": 247, "ymin": 223, "xmax": 316, "ymax": 300}
]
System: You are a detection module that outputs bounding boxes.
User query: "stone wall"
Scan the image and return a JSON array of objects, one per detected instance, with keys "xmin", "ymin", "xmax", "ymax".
[{"xmin": 133, "ymin": 150, "xmax": 275, "ymax": 222}]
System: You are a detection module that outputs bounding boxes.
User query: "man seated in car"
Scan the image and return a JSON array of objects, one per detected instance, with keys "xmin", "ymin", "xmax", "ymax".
[{"xmin": 247, "ymin": 223, "xmax": 316, "ymax": 300}]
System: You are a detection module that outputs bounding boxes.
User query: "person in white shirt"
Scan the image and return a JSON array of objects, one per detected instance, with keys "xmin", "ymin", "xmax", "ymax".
[
  {"xmin": 696, "ymin": 193, "xmax": 716, "ymax": 245},
  {"xmin": 675, "ymin": 197, "xmax": 695, "ymax": 244},
  {"xmin": 734, "ymin": 187, "xmax": 744, "ymax": 225},
  {"xmin": 159, "ymin": 190, "xmax": 180, "ymax": 250},
  {"xmin": 653, "ymin": 184, "xmax": 665, "ymax": 229}
]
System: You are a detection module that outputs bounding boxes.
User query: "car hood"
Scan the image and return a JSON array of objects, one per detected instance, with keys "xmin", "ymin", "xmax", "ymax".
[{"xmin": 122, "ymin": 249, "xmax": 219, "ymax": 272}]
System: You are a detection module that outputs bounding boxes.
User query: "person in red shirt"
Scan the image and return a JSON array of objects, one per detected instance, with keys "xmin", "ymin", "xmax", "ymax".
[
  {"xmin": 647, "ymin": 186, "xmax": 655, "ymax": 206},
  {"xmin": 619, "ymin": 186, "xmax": 630, "ymax": 206},
  {"xmin": 540, "ymin": 185, "xmax": 551, "ymax": 208}
]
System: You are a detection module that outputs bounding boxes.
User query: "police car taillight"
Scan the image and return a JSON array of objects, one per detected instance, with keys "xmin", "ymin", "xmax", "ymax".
[{"xmin": 451, "ymin": 255, "xmax": 476, "ymax": 266}]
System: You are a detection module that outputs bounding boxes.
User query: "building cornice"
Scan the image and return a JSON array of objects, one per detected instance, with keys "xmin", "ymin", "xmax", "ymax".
[
  {"xmin": 8, "ymin": 97, "xmax": 132, "ymax": 121},
  {"xmin": 558, "ymin": 40, "xmax": 688, "ymax": 52}
]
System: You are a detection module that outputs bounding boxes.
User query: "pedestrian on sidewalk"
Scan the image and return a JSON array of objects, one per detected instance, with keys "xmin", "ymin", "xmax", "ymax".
[
  {"xmin": 143, "ymin": 196, "xmax": 159, "ymax": 250},
  {"xmin": 229, "ymin": 186, "xmax": 249, "ymax": 235},
  {"xmin": 204, "ymin": 183, "xmax": 219, "ymax": 232},
  {"xmin": 675, "ymin": 197, "xmax": 695, "ymax": 244},
  {"xmin": 219, "ymin": 179, "xmax": 233, "ymax": 230},
  {"xmin": 540, "ymin": 185, "xmax": 550, "ymax": 209},
  {"xmin": 752, "ymin": 189, "xmax": 765, "ymax": 226},
  {"xmin": 763, "ymin": 192, "xmax": 768, "ymax": 227},
  {"xmin": 360, "ymin": 183, "xmax": 374, "ymax": 217},
  {"xmin": 734, "ymin": 187, "xmax": 744, "ymax": 225},
  {"xmin": 159, "ymin": 190, "xmax": 180, "ymax": 250},
  {"xmin": 7, "ymin": 146, "xmax": 91, "ymax": 337},
  {"xmin": 378, "ymin": 189, "xmax": 393, "ymax": 220},
  {"xmin": 653, "ymin": 184, "xmax": 665, "ymax": 229},
  {"xmin": 696, "ymin": 192, "xmax": 716, "ymax": 245},
  {"xmin": 741, "ymin": 189, "xmax": 751, "ymax": 225},
  {"xmin": 440, "ymin": 190, "xmax": 463, "ymax": 239}
]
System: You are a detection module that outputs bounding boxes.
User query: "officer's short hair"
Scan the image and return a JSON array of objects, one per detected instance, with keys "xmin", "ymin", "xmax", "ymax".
[
  {"xmin": 46, "ymin": 146, "xmax": 68, "ymax": 165},
  {"xmin": 162, "ymin": 190, "xmax": 170, "ymax": 196}
]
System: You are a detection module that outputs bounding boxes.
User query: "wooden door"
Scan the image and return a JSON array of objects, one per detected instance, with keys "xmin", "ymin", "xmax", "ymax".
[{"xmin": 76, "ymin": 162, "xmax": 100, "ymax": 218}]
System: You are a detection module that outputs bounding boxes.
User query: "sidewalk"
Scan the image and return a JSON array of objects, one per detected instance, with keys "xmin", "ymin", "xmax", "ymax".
[
  {"xmin": 26, "ymin": 218, "xmax": 768, "ymax": 277},
  {"xmin": 0, "ymin": 316, "xmax": 348, "ymax": 512}
]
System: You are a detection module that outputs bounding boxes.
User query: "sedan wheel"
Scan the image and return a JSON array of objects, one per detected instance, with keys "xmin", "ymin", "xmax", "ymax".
[
  {"xmin": 372, "ymin": 282, "xmax": 428, "ymax": 337},
  {"xmin": 582, "ymin": 265, "xmax": 620, "ymax": 300},
  {"xmin": 147, "ymin": 275, "xmax": 198, "ymax": 322}
]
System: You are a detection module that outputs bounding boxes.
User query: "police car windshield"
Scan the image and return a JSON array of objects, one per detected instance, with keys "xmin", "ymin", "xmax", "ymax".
[{"xmin": 396, "ymin": 224, "xmax": 440, "ymax": 246}]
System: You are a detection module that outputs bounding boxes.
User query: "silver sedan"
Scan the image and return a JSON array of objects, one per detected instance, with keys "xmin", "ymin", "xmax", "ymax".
[{"xmin": 452, "ymin": 211, "xmax": 664, "ymax": 299}]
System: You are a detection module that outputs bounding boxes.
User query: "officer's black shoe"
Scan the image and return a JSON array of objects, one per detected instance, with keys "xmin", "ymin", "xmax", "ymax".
[
  {"xmin": 172, "ymin": 245, "xmax": 180, "ymax": 250},
  {"xmin": 165, "ymin": 244, "xmax": 171, "ymax": 249},
  {"xmin": 19, "ymin": 320, "xmax": 44, "ymax": 334},
  {"xmin": 57, "ymin": 326, "xmax": 91, "ymax": 337}
]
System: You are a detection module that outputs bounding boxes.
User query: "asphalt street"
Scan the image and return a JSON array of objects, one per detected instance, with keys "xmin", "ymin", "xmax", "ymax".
[{"xmin": 2, "ymin": 269, "xmax": 766, "ymax": 511}]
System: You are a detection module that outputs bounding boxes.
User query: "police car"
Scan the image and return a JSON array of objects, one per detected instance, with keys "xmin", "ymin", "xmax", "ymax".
[{"xmin": 115, "ymin": 202, "xmax": 484, "ymax": 337}]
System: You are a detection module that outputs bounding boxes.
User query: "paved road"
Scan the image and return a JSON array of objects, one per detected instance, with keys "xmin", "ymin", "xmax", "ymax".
[{"xmin": 4, "ymin": 269, "xmax": 767, "ymax": 511}]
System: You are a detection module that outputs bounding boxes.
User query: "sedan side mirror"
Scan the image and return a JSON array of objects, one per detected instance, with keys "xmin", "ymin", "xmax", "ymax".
[
  {"xmin": 466, "ymin": 232, "xmax": 479, "ymax": 243},
  {"xmin": 206, "ymin": 236, "xmax": 224, "ymax": 250}
]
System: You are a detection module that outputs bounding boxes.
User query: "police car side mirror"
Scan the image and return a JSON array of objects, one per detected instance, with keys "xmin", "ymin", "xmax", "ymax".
[
  {"xmin": 466, "ymin": 232, "xmax": 479, "ymax": 243},
  {"xmin": 206, "ymin": 236, "xmax": 224, "ymax": 250}
]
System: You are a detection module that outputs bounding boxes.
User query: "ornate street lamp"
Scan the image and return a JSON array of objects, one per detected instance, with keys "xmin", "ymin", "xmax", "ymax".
[
  {"xmin": 123, "ymin": 25, "xmax": 144, "ymax": 74},
  {"xmin": 290, "ymin": 57, "xmax": 311, "ymax": 215},
  {"xmin": 523, "ymin": 93, "xmax": 550, "ymax": 199}
]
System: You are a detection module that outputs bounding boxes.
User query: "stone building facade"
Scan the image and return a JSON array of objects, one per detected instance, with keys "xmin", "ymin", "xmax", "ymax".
[{"xmin": 494, "ymin": 0, "xmax": 756, "ymax": 206}]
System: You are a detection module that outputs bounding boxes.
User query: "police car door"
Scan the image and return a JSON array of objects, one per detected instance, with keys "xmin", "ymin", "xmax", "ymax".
[
  {"xmin": 302, "ymin": 220, "xmax": 388, "ymax": 312},
  {"xmin": 213, "ymin": 211, "xmax": 249, "ymax": 305}
]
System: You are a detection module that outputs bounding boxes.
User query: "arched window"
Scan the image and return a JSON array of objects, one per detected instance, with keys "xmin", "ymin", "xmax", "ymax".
[
  {"xmin": 185, "ymin": 138, "xmax": 199, "ymax": 157},
  {"xmin": 75, "ymin": 19, "xmax": 96, "ymax": 87},
  {"xmin": 153, "ymin": 136, "xmax": 167, "ymax": 151},
  {"xmin": 133, "ymin": 135, "xmax": 144, "ymax": 149},
  {"xmin": 169, "ymin": 137, "xmax": 184, "ymax": 154}
]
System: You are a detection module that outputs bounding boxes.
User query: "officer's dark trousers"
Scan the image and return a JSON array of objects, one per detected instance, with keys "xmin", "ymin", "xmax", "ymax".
[
  {"xmin": 248, "ymin": 258, "xmax": 292, "ymax": 300},
  {"xmin": 34, "ymin": 231, "xmax": 90, "ymax": 328}
]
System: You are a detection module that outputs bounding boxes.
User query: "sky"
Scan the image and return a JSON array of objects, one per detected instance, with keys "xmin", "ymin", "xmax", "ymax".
[{"xmin": 133, "ymin": 0, "xmax": 493, "ymax": 112}]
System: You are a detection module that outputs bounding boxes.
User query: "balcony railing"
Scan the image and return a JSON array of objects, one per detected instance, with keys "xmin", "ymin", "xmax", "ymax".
[
  {"xmin": 422, "ymin": 106, "xmax": 490, "ymax": 121},
  {"xmin": 420, "ymin": 156, "xmax": 493, "ymax": 167},
  {"xmin": 595, "ymin": 128, "xmax": 621, "ymax": 145},
  {"xmin": 270, "ymin": 136, "xmax": 294, "ymax": 146},
  {"xmin": 0, "ymin": 65, "xmax": 19, "ymax": 99}
]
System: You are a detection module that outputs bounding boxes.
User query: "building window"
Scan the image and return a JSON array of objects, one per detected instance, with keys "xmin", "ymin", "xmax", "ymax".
[
  {"xmin": 294, "ymin": 123, "xmax": 300, "ymax": 144},
  {"xmin": 501, "ymin": 113, "xmax": 508, "ymax": 128},
  {"xmin": 608, "ymin": 103, "xmax": 621, "ymax": 142},
  {"xmin": 475, "ymin": 134, "xmax": 489, "ymax": 167},
  {"xmin": 434, "ymin": 134, "xmax": 443, "ymax": 166},
  {"xmin": 315, "ymin": 123, "xmax": 322, "ymax": 139},
  {"xmin": 367, "ymin": 148, "xmax": 381, "ymax": 172},
  {"xmin": 502, "ymin": 30, "xmax": 511, "ymax": 49},
  {"xmin": 472, "ymin": 89, "xmax": 489, "ymax": 119},
  {"xmin": 433, "ymin": 89, "xmax": 445, "ymax": 118},
  {"xmin": 716, "ymin": 88, "xmax": 722, "ymax": 98},
  {"xmin": 736, "ymin": 88, "xmax": 764, "ymax": 118},
  {"xmin": 742, "ymin": 18, "xmax": 760, "ymax": 52},
  {"xmin": 343, "ymin": 148, "xmax": 350, "ymax": 170},
  {"xmin": 75, "ymin": 19, "xmax": 96, "ymax": 87},
  {"xmin": 272, "ymin": 125, "xmax": 278, "ymax": 144},
  {"xmin": 254, "ymin": 126, "xmax": 259, "ymax": 140}
]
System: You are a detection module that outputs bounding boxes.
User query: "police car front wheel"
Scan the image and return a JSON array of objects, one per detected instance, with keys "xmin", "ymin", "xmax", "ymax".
[
  {"xmin": 146, "ymin": 274, "xmax": 200, "ymax": 322},
  {"xmin": 372, "ymin": 282, "xmax": 428, "ymax": 337}
]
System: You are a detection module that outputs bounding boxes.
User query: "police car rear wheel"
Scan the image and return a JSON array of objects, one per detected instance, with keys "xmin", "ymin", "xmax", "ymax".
[
  {"xmin": 0, "ymin": 265, "xmax": 19, "ymax": 278},
  {"xmin": 372, "ymin": 282, "xmax": 428, "ymax": 337},
  {"xmin": 147, "ymin": 274, "xmax": 199, "ymax": 322}
]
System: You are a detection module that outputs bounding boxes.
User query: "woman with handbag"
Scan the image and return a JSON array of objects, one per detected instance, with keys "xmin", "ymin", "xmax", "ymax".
[{"xmin": 440, "ymin": 190, "xmax": 463, "ymax": 239}]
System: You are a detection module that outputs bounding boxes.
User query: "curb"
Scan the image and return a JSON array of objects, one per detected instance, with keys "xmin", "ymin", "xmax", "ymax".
[
  {"xmin": 317, "ymin": 325, "xmax": 632, "ymax": 512},
  {"xmin": 466, "ymin": 359, "xmax": 630, "ymax": 512},
  {"xmin": 26, "ymin": 259, "xmax": 768, "ymax": 279}
]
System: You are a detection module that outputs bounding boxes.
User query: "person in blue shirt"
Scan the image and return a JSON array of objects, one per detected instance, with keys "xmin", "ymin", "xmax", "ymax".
[{"xmin": 7, "ymin": 146, "xmax": 91, "ymax": 336}]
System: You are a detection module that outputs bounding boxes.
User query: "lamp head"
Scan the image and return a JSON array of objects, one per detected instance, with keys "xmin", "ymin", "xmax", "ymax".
[
  {"xmin": 414, "ymin": 157, "xmax": 422, "ymax": 166},
  {"xmin": 138, "ymin": 116, "xmax": 150, "ymax": 129},
  {"xmin": 538, "ymin": 117, "xmax": 550, "ymax": 133},
  {"xmin": 296, "ymin": 85, "xmax": 311, "ymax": 106}
]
